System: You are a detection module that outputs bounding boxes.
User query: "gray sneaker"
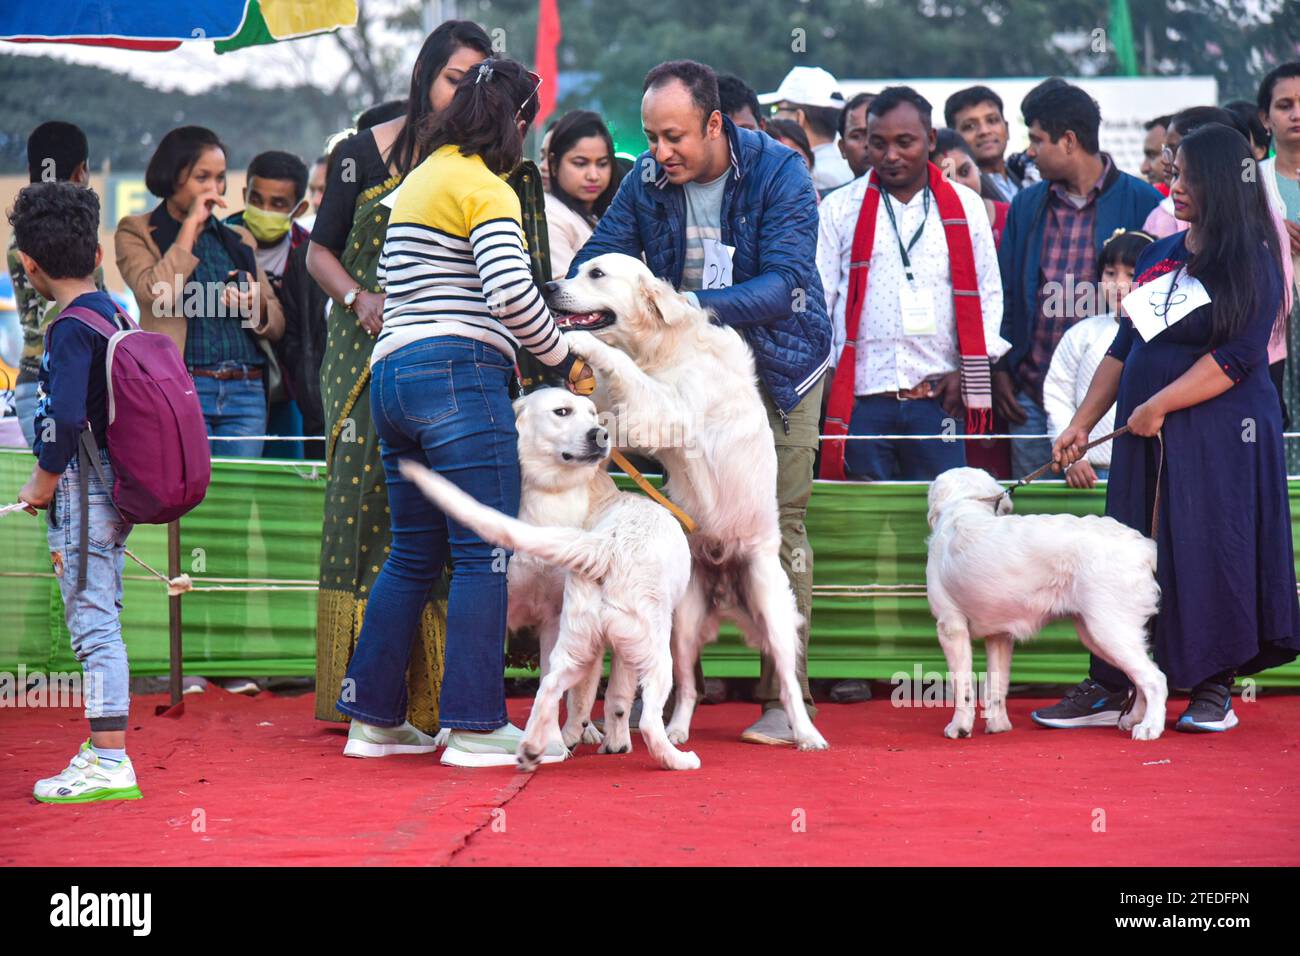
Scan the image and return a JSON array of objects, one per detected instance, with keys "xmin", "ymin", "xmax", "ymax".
[
  {"xmin": 343, "ymin": 720, "xmax": 445, "ymax": 758},
  {"xmin": 740, "ymin": 709, "xmax": 797, "ymax": 746},
  {"xmin": 440, "ymin": 722, "xmax": 568, "ymax": 768}
]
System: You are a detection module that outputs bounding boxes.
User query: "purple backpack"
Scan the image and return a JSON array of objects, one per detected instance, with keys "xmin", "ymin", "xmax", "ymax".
[{"xmin": 47, "ymin": 306, "xmax": 211, "ymax": 534}]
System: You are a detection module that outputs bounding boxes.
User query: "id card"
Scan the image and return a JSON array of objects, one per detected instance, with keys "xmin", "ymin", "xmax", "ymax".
[
  {"xmin": 1122, "ymin": 269, "xmax": 1211, "ymax": 343},
  {"xmin": 701, "ymin": 238, "xmax": 735, "ymax": 290},
  {"xmin": 900, "ymin": 285, "xmax": 937, "ymax": 335}
]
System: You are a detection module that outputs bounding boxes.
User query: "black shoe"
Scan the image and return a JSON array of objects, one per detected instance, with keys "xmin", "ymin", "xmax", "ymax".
[
  {"xmin": 829, "ymin": 679, "xmax": 872, "ymax": 703},
  {"xmin": 1030, "ymin": 679, "xmax": 1129, "ymax": 728},
  {"xmin": 1175, "ymin": 677, "xmax": 1238, "ymax": 733}
]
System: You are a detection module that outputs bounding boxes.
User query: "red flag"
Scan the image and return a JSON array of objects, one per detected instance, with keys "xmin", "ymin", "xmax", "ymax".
[{"xmin": 534, "ymin": 0, "xmax": 561, "ymax": 127}]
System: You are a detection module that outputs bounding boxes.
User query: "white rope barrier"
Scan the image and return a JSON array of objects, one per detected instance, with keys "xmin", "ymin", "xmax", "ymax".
[{"xmin": 205, "ymin": 432, "xmax": 1300, "ymax": 442}]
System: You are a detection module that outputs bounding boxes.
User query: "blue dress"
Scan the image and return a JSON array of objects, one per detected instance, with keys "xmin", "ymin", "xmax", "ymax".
[{"xmin": 1100, "ymin": 232, "xmax": 1300, "ymax": 689}]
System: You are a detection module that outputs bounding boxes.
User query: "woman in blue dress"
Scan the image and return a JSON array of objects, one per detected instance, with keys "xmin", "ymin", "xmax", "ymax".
[{"xmin": 1039, "ymin": 122, "xmax": 1300, "ymax": 733}]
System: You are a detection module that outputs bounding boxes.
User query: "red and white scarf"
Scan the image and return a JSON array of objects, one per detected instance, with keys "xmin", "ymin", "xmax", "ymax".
[{"xmin": 821, "ymin": 162, "xmax": 992, "ymax": 480}]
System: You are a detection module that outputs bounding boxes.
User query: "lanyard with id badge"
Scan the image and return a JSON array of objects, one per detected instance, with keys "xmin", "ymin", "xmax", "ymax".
[{"xmin": 883, "ymin": 186, "xmax": 937, "ymax": 335}]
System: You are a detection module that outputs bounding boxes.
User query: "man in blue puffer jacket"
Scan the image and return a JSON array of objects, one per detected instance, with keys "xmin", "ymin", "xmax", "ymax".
[{"xmin": 570, "ymin": 60, "xmax": 832, "ymax": 746}]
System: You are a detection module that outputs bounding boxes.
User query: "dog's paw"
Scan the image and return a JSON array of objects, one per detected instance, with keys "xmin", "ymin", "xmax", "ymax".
[
  {"xmin": 662, "ymin": 749, "xmax": 701, "ymax": 771},
  {"xmin": 561, "ymin": 721, "xmax": 602, "ymax": 749},
  {"xmin": 944, "ymin": 718, "xmax": 974, "ymax": 739},
  {"xmin": 984, "ymin": 713, "xmax": 1013, "ymax": 734},
  {"xmin": 516, "ymin": 746, "xmax": 543, "ymax": 773},
  {"xmin": 563, "ymin": 330, "xmax": 601, "ymax": 359},
  {"xmin": 665, "ymin": 725, "xmax": 690, "ymax": 746},
  {"xmin": 1131, "ymin": 721, "xmax": 1164, "ymax": 741},
  {"xmin": 598, "ymin": 735, "xmax": 633, "ymax": 755},
  {"xmin": 796, "ymin": 729, "xmax": 830, "ymax": 751}
]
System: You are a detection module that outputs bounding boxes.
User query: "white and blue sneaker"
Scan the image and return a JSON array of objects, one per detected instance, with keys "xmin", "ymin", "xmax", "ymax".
[
  {"xmin": 1176, "ymin": 678, "xmax": 1239, "ymax": 733},
  {"xmin": 1030, "ymin": 679, "xmax": 1130, "ymax": 728}
]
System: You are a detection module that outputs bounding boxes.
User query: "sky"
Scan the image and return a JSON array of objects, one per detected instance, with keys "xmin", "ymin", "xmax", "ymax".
[{"xmin": 6, "ymin": 33, "xmax": 355, "ymax": 94}]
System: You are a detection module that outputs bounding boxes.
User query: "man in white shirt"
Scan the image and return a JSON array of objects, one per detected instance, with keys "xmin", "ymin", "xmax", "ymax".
[
  {"xmin": 818, "ymin": 87, "xmax": 1008, "ymax": 480},
  {"xmin": 760, "ymin": 66, "xmax": 854, "ymax": 193}
]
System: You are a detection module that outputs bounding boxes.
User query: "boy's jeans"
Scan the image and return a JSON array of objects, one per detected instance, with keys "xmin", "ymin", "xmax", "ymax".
[
  {"xmin": 336, "ymin": 337, "xmax": 520, "ymax": 731},
  {"xmin": 47, "ymin": 451, "xmax": 133, "ymax": 731},
  {"xmin": 1008, "ymin": 389, "xmax": 1053, "ymax": 478}
]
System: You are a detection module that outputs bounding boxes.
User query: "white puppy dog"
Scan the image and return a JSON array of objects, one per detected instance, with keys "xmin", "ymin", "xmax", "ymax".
[
  {"xmin": 399, "ymin": 389, "xmax": 700, "ymax": 772},
  {"xmin": 925, "ymin": 467, "xmax": 1167, "ymax": 740},
  {"xmin": 543, "ymin": 253, "xmax": 828, "ymax": 751},
  {"xmin": 503, "ymin": 389, "xmax": 610, "ymax": 751}
]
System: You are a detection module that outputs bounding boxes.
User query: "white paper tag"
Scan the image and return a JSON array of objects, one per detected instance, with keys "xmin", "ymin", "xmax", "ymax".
[
  {"xmin": 701, "ymin": 239, "xmax": 735, "ymax": 290},
  {"xmin": 1122, "ymin": 268, "xmax": 1211, "ymax": 342},
  {"xmin": 900, "ymin": 285, "xmax": 938, "ymax": 335}
]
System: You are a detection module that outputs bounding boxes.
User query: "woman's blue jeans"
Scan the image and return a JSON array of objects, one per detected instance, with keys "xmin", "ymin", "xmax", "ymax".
[{"xmin": 336, "ymin": 337, "xmax": 520, "ymax": 731}]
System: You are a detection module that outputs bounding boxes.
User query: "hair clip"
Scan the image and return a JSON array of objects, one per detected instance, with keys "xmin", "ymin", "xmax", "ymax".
[{"xmin": 475, "ymin": 60, "xmax": 495, "ymax": 84}]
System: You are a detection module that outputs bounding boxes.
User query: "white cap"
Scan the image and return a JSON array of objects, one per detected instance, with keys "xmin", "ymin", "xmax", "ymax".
[{"xmin": 758, "ymin": 67, "xmax": 845, "ymax": 110}]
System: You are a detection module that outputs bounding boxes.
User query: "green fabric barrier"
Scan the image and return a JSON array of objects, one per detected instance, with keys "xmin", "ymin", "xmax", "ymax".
[{"xmin": 2, "ymin": 447, "xmax": 1298, "ymax": 686}]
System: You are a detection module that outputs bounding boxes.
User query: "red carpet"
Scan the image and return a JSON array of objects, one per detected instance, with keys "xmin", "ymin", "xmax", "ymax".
[{"xmin": 2, "ymin": 690, "xmax": 1298, "ymax": 866}]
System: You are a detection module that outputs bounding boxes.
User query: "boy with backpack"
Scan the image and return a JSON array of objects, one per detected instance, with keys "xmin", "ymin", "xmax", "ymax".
[{"xmin": 12, "ymin": 181, "xmax": 209, "ymax": 803}]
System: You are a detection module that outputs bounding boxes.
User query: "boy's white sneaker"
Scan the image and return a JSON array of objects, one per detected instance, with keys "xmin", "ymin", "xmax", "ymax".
[
  {"xmin": 440, "ymin": 722, "xmax": 568, "ymax": 768},
  {"xmin": 343, "ymin": 720, "xmax": 446, "ymax": 758},
  {"xmin": 34, "ymin": 740, "xmax": 143, "ymax": 804}
]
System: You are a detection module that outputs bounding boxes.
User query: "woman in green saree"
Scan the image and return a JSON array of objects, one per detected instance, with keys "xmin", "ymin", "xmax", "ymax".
[{"xmin": 306, "ymin": 20, "xmax": 495, "ymax": 734}]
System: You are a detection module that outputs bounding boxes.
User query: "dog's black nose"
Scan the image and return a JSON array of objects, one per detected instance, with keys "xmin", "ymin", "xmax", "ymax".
[
  {"xmin": 542, "ymin": 280, "xmax": 561, "ymax": 297},
  {"xmin": 588, "ymin": 427, "xmax": 609, "ymax": 448}
]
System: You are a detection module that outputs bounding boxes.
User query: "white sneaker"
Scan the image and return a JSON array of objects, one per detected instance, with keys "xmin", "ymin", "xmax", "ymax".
[
  {"xmin": 440, "ymin": 722, "xmax": 568, "ymax": 768},
  {"xmin": 343, "ymin": 720, "xmax": 445, "ymax": 758},
  {"xmin": 34, "ymin": 740, "xmax": 143, "ymax": 804}
]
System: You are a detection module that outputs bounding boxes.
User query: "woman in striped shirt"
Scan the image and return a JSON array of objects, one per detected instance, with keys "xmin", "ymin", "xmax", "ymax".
[{"xmin": 335, "ymin": 57, "xmax": 594, "ymax": 768}]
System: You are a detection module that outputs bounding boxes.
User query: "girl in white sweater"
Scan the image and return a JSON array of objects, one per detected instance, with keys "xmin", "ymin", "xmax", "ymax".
[
  {"xmin": 544, "ymin": 110, "xmax": 624, "ymax": 277},
  {"xmin": 1044, "ymin": 228, "xmax": 1154, "ymax": 487}
]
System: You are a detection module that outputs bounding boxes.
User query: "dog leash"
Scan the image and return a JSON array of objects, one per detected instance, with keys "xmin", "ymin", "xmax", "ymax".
[
  {"xmin": 984, "ymin": 425, "xmax": 1166, "ymax": 538},
  {"xmin": 609, "ymin": 449, "xmax": 698, "ymax": 534}
]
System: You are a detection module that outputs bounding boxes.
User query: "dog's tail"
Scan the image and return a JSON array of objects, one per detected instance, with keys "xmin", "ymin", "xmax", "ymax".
[{"xmin": 399, "ymin": 460, "xmax": 613, "ymax": 579}]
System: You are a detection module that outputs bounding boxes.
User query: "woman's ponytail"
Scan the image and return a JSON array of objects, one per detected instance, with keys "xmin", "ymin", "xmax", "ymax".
[{"xmin": 419, "ymin": 57, "xmax": 541, "ymax": 175}]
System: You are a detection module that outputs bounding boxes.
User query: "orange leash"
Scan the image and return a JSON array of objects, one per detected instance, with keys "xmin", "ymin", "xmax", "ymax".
[{"xmin": 609, "ymin": 449, "xmax": 697, "ymax": 535}]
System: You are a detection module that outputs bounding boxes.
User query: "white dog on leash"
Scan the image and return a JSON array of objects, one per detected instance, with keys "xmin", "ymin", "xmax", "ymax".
[
  {"xmin": 543, "ymin": 253, "xmax": 828, "ymax": 752},
  {"xmin": 925, "ymin": 467, "xmax": 1167, "ymax": 740},
  {"xmin": 399, "ymin": 390, "xmax": 700, "ymax": 772}
]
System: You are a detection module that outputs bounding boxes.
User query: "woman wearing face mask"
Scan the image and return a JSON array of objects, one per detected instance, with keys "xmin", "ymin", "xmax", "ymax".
[
  {"xmin": 1050, "ymin": 124, "xmax": 1300, "ymax": 734},
  {"xmin": 307, "ymin": 20, "xmax": 494, "ymax": 737},
  {"xmin": 543, "ymin": 110, "xmax": 623, "ymax": 277},
  {"xmin": 116, "ymin": 125, "xmax": 285, "ymax": 458}
]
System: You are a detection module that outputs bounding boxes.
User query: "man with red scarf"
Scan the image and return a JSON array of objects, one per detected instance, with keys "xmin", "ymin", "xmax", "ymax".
[{"xmin": 817, "ymin": 87, "xmax": 1008, "ymax": 481}]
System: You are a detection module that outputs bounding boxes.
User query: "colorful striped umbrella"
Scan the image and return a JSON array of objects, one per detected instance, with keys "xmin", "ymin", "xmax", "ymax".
[{"xmin": 0, "ymin": 0, "xmax": 357, "ymax": 54}]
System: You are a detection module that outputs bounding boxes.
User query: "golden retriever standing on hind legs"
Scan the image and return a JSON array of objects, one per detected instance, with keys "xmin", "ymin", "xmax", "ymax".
[{"xmin": 544, "ymin": 252, "xmax": 828, "ymax": 752}]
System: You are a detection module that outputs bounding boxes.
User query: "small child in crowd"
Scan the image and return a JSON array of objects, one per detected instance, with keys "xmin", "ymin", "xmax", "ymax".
[
  {"xmin": 1043, "ymin": 228, "xmax": 1155, "ymax": 489},
  {"xmin": 11, "ymin": 181, "xmax": 141, "ymax": 803}
]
